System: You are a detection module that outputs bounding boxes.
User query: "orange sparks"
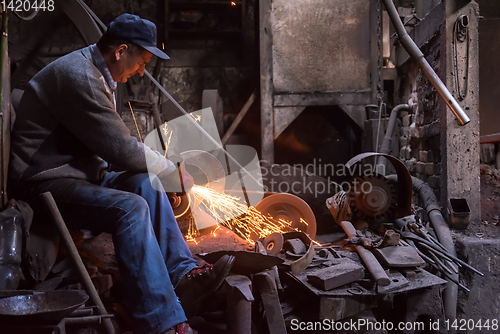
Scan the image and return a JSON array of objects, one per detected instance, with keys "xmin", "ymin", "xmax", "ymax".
[
  {"xmin": 231, "ymin": 1, "xmax": 236, "ymax": 6},
  {"xmin": 190, "ymin": 186, "xmax": 313, "ymax": 244},
  {"xmin": 162, "ymin": 122, "xmax": 173, "ymax": 157},
  {"xmin": 211, "ymin": 225, "xmax": 222, "ymax": 237}
]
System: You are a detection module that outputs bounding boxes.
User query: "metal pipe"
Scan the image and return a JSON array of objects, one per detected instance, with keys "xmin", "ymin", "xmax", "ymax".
[
  {"xmin": 380, "ymin": 104, "xmax": 412, "ymax": 155},
  {"xmin": 390, "ymin": 175, "xmax": 458, "ymax": 327},
  {"xmin": 376, "ymin": 103, "xmax": 412, "ymax": 174},
  {"xmin": 40, "ymin": 192, "xmax": 116, "ymax": 334},
  {"xmin": 382, "ymin": 0, "xmax": 470, "ymax": 125}
]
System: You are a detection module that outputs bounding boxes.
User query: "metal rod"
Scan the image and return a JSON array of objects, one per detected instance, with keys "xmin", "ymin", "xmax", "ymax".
[
  {"xmin": 404, "ymin": 233, "xmax": 484, "ymax": 276},
  {"xmin": 382, "ymin": 0, "xmax": 470, "ymax": 125},
  {"xmin": 428, "ymin": 261, "xmax": 470, "ymax": 292},
  {"xmin": 144, "ymin": 71, "xmax": 264, "ymax": 189},
  {"xmin": 40, "ymin": 192, "xmax": 116, "ymax": 334}
]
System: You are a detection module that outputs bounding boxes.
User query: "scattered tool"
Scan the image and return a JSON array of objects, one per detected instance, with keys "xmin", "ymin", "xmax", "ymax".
[{"xmin": 395, "ymin": 217, "xmax": 484, "ymax": 292}]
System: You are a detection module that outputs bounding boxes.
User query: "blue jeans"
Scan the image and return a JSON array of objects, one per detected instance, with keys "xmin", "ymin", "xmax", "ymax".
[{"xmin": 10, "ymin": 172, "xmax": 198, "ymax": 334}]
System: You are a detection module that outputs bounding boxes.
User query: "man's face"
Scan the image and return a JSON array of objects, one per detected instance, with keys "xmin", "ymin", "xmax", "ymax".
[{"xmin": 112, "ymin": 46, "xmax": 153, "ymax": 83}]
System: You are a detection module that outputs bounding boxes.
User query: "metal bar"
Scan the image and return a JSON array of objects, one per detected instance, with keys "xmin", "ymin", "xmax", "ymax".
[
  {"xmin": 40, "ymin": 192, "xmax": 116, "ymax": 334},
  {"xmin": 221, "ymin": 91, "xmax": 256, "ymax": 146},
  {"xmin": 382, "ymin": 0, "xmax": 470, "ymax": 125},
  {"xmin": 404, "ymin": 233, "xmax": 484, "ymax": 276},
  {"xmin": 428, "ymin": 261, "xmax": 470, "ymax": 292},
  {"xmin": 480, "ymin": 133, "xmax": 500, "ymax": 144},
  {"xmin": 64, "ymin": 315, "xmax": 114, "ymax": 326},
  {"xmin": 144, "ymin": 71, "xmax": 264, "ymax": 188}
]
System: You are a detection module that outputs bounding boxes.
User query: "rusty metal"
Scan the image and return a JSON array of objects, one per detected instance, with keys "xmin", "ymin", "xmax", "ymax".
[
  {"xmin": 340, "ymin": 221, "xmax": 390, "ymax": 286},
  {"xmin": 400, "ymin": 231, "xmax": 484, "ymax": 277},
  {"xmin": 372, "ymin": 246, "xmax": 425, "ymax": 268},
  {"xmin": 348, "ymin": 174, "xmax": 397, "ymax": 220},
  {"xmin": 199, "ymin": 250, "xmax": 283, "ymax": 276},
  {"xmin": 63, "ymin": 314, "xmax": 114, "ymax": 326},
  {"xmin": 345, "ymin": 152, "xmax": 412, "ymax": 220},
  {"xmin": 225, "ymin": 275, "xmax": 253, "ymax": 334},
  {"xmin": 376, "ymin": 271, "xmax": 409, "ymax": 294},
  {"xmin": 281, "ymin": 232, "xmax": 315, "ymax": 275},
  {"xmin": 40, "ymin": 192, "xmax": 116, "ymax": 334},
  {"xmin": 283, "ymin": 238, "xmax": 307, "ymax": 255},
  {"xmin": 254, "ymin": 270, "xmax": 286, "ymax": 334},
  {"xmin": 306, "ymin": 261, "xmax": 365, "ymax": 291},
  {"xmin": 325, "ymin": 191, "xmax": 351, "ymax": 224},
  {"xmin": 255, "ymin": 193, "xmax": 317, "ymax": 240}
]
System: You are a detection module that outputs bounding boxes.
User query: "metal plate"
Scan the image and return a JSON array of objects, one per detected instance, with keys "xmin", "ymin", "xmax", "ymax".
[{"xmin": 255, "ymin": 193, "xmax": 317, "ymax": 240}]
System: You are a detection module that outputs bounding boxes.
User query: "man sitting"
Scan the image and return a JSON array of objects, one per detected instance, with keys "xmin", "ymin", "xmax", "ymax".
[{"xmin": 8, "ymin": 13, "xmax": 234, "ymax": 334}]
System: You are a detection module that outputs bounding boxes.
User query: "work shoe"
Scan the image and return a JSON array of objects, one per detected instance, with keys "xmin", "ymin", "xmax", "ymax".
[
  {"xmin": 165, "ymin": 322, "xmax": 198, "ymax": 334},
  {"xmin": 175, "ymin": 254, "xmax": 235, "ymax": 313}
]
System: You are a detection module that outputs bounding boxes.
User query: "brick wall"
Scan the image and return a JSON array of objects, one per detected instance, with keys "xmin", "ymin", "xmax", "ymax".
[{"xmin": 396, "ymin": 32, "xmax": 443, "ymax": 200}]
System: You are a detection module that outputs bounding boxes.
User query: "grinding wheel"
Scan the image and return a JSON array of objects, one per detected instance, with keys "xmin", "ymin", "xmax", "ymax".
[
  {"xmin": 170, "ymin": 193, "xmax": 193, "ymax": 220},
  {"xmin": 255, "ymin": 193, "xmax": 317, "ymax": 240},
  {"xmin": 262, "ymin": 232, "xmax": 285, "ymax": 255}
]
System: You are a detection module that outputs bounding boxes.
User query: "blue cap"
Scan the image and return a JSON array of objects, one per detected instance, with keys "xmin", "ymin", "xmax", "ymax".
[{"xmin": 108, "ymin": 13, "xmax": 169, "ymax": 60}]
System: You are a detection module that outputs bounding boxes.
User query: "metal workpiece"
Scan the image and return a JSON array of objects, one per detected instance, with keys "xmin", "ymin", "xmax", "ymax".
[
  {"xmin": 254, "ymin": 270, "xmax": 287, "ymax": 334},
  {"xmin": 381, "ymin": 0, "xmax": 470, "ymax": 126},
  {"xmin": 225, "ymin": 275, "xmax": 253, "ymax": 334}
]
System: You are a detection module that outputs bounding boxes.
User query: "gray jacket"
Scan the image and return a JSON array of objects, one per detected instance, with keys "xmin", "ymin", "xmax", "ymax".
[{"xmin": 9, "ymin": 46, "xmax": 175, "ymax": 183}]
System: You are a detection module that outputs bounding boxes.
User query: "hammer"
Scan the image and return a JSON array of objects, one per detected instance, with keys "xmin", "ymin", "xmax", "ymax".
[{"xmin": 340, "ymin": 221, "xmax": 391, "ymax": 286}]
